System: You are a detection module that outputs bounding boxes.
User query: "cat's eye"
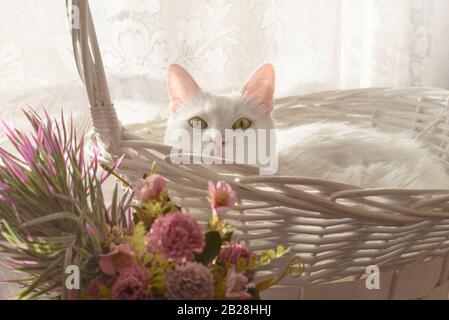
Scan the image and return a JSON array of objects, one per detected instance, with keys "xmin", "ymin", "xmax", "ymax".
[
  {"xmin": 232, "ymin": 118, "xmax": 252, "ymax": 130},
  {"xmin": 189, "ymin": 117, "xmax": 208, "ymax": 130}
]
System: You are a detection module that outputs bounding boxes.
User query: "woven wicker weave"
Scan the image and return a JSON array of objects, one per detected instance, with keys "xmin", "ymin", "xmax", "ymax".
[{"xmin": 67, "ymin": 0, "xmax": 449, "ymax": 299}]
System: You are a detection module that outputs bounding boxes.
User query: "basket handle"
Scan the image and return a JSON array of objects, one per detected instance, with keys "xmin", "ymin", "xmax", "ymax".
[{"xmin": 66, "ymin": 0, "xmax": 121, "ymax": 151}]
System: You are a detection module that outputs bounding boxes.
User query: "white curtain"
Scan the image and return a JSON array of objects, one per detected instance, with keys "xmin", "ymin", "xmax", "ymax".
[{"xmin": 1, "ymin": 0, "xmax": 449, "ymax": 128}]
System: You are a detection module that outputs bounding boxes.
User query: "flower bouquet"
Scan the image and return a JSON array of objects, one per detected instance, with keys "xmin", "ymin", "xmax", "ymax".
[{"xmin": 0, "ymin": 110, "xmax": 301, "ymax": 300}]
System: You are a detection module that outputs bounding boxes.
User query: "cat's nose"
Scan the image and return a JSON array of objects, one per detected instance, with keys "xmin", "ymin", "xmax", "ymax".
[
  {"xmin": 212, "ymin": 139, "xmax": 226, "ymax": 149},
  {"xmin": 213, "ymin": 140, "xmax": 224, "ymax": 147}
]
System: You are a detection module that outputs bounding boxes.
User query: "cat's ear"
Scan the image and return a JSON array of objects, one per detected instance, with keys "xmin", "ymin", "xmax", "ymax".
[
  {"xmin": 167, "ymin": 64, "xmax": 201, "ymax": 115},
  {"xmin": 241, "ymin": 64, "xmax": 275, "ymax": 115}
]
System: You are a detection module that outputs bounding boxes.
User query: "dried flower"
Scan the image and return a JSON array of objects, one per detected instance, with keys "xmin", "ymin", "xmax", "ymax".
[
  {"xmin": 225, "ymin": 268, "xmax": 252, "ymax": 300},
  {"xmin": 86, "ymin": 224, "xmax": 97, "ymax": 237},
  {"xmin": 111, "ymin": 265, "xmax": 149, "ymax": 300},
  {"xmin": 147, "ymin": 212, "xmax": 204, "ymax": 263},
  {"xmin": 134, "ymin": 174, "xmax": 167, "ymax": 202},
  {"xmin": 165, "ymin": 262, "xmax": 214, "ymax": 300},
  {"xmin": 0, "ymin": 109, "xmax": 134, "ymax": 300},
  {"xmin": 219, "ymin": 243, "xmax": 254, "ymax": 281},
  {"xmin": 84, "ymin": 274, "xmax": 115, "ymax": 298},
  {"xmin": 99, "ymin": 244, "xmax": 136, "ymax": 276},
  {"xmin": 208, "ymin": 181, "xmax": 237, "ymax": 216},
  {"xmin": 219, "ymin": 243, "xmax": 251, "ymax": 265}
]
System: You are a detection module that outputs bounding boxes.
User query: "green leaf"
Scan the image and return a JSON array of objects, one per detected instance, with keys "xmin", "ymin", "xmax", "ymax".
[
  {"xmin": 18, "ymin": 255, "xmax": 64, "ymax": 299},
  {"xmin": 18, "ymin": 212, "xmax": 79, "ymax": 229},
  {"xmin": 111, "ymin": 184, "xmax": 118, "ymax": 224},
  {"xmin": 124, "ymin": 222, "xmax": 147, "ymax": 260},
  {"xmin": 162, "ymin": 205, "xmax": 172, "ymax": 214},
  {"xmin": 195, "ymin": 231, "xmax": 222, "ymax": 265}
]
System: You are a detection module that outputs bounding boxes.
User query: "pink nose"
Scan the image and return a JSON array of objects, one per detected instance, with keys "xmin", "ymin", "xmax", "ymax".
[{"xmin": 213, "ymin": 140, "xmax": 226, "ymax": 148}]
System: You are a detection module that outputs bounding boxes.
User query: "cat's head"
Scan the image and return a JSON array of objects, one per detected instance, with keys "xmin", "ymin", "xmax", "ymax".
[
  {"xmin": 164, "ymin": 64, "xmax": 277, "ymax": 173},
  {"xmin": 165, "ymin": 63, "xmax": 276, "ymax": 143}
]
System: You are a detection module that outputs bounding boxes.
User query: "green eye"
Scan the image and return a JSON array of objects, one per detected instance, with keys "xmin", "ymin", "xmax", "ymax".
[
  {"xmin": 232, "ymin": 118, "xmax": 252, "ymax": 130},
  {"xmin": 189, "ymin": 117, "xmax": 208, "ymax": 129}
]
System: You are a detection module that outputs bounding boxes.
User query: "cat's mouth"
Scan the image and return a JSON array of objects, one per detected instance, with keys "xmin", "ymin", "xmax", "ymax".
[{"xmin": 212, "ymin": 140, "xmax": 227, "ymax": 148}]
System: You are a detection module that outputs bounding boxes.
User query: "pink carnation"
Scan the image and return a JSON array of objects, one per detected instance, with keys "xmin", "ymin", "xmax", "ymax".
[
  {"xmin": 147, "ymin": 212, "xmax": 204, "ymax": 263},
  {"xmin": 99, "ymin": 244, "xmax": 136, "ymax": 276},
  {"xmin": 111, "ymin": 265, "xmax": 149, "ymax": 300},
  {"xmin": 208, "ymin": 181, "xmax": 237, "ymax": 216},
  {"xmin": 134, "ymin": 174, "xmax": 167, "ymax": 202},
  {"xmin": 219, "ymin": 243, "xmax": 254, "ymax": 281},
  {"xmin": 166, "ymin": 263, "xmax": 214, "ymax": 300},
  {"xmin": 219, "ymin": 243, "xmax": 251, "ymax": 264},
  {"xmin": 226, "ymin": 268, "xmax": 252, "ymax": 300}
]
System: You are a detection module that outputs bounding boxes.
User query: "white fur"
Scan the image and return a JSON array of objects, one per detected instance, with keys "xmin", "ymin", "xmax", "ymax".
[
  {"xmin": 165, "ymin": 92, "xmax": 274, "ymax": 147},
  {"xmin": 276, "ymin": 122, "xmax": 449, "ymax": 189},
  {"xmin": 164, "ymin": 65, "xmax": 449, "ymax": 189}
]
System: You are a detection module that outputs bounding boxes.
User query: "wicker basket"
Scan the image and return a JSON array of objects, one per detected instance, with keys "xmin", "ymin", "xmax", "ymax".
[{"xmin": 67, "ymin": 1, "xmax": 449, "ymax": 300}]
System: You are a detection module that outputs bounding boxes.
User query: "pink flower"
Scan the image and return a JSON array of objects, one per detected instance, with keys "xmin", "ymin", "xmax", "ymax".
[
  {"xmin": 111, "ymin": 265, "xmax": 149, "ymax": 300},
  {"xmin": 99, "ymin": 244, "xmax": 136, "ymax": 276},
  {"xmin": 67, "ymin": 290, "xmax": 79, "ymax": 300},
  {"xmin": 147, "ymin": 212, "xmax": 204, "ymax": 263},
  {"xmin": 165, "ymin": 262, "xmax": 214, "ymax": 300},
  {"xmin": 226, "ymin": 268, "xmax": 252, "ymax": 300},
  {"xmin": 0, "ymin": 182, "xmax": 10, "ymax": 191},
  {"xmin": 134, "ymin": 174, "xmax": 167, "ymax": 202},
  {"xmin": 219, "ymin": 243, "xmax": 254, "ymax": 281},
  {"xmin": 219, "ymin": 243, "xmax": 251, "ymax": 265},
  {"xmin": 208, "ymin": 181, "xmax": 237, "ymax": 216},
  {"xmin": 86, "ymin": 223, "xmax": 97, "ymax": 237},
  {"xmin": 84, "ymin": 274, "xmax": 115, "ymax": 298}
]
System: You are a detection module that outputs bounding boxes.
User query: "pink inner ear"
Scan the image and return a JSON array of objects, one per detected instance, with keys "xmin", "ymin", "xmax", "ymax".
[
  {"xmin": 168, "ymin": 64, "xmax": 200, "ymax": 114},
  {"xmin": 242, "ymin": 64, "xmax": 275, "ymax": 115}
]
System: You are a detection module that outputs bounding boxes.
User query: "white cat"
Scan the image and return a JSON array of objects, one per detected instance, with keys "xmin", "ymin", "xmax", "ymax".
[{"xmin": 164, "ymin": 63, "xmax": 449, "ymax": 189}]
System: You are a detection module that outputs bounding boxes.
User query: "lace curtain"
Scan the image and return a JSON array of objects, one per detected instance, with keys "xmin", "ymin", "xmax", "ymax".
[
  {"xmin": 1, "ymin": 0, "xmax": 449, "ymax": 298},
  {"xmin": 1, "ymin": 0, "xmax": 449, "ymax": 128}
]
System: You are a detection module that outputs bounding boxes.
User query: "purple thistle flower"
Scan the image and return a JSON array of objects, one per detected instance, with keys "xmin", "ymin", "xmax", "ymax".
[{"xmin": 0, "ymin": 108, "xmax": 133, "ymax": 299}]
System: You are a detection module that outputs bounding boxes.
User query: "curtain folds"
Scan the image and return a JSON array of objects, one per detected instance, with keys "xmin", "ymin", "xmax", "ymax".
[{"xmin": 0, "ymin": 0, "xmax": 448, "ymax": 123}]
